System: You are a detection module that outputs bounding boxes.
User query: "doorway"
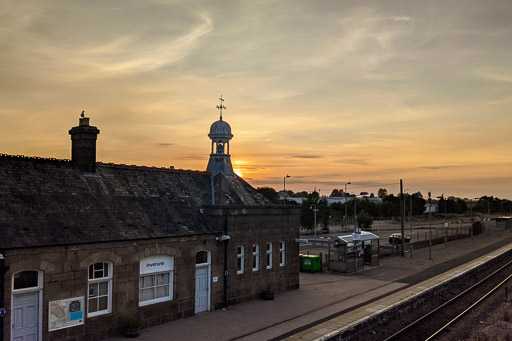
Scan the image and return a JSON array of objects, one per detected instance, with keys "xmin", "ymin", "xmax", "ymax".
[
  {"xmin": 11, "ymin": 270, "xmax": 43, "ymax": 341},
  {"xmin": 195, "ymin": 251, "xmax": 211, "ymax": 314}
]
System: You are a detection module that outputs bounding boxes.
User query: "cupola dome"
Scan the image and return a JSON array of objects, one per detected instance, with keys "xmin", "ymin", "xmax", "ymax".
[
  {"xmin": 208, "ymin": 119, "xmax": 233, "ymax": 140},
  {"xmin": 206, "ymin": 95, "xmax": 235, "ymax": 178}
]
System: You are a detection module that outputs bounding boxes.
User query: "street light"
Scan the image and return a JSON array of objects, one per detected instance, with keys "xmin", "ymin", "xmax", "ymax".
[
  {"xmin": 283, "ymin": 174, "xmax": 290, "ymax": 206},
  {"xmin": 310, "ymin": 204, "xmax": 319, "ymax": 238},
  {"xmin": 405, "ymin": 189, "xmax": 413, "ymax": 258},
  {"xmin": 344, "ymin": 181, "xmax": 351, "ymax": 229},
  {"xmin": 437, "ymin": 195, "xmax": 448, "ymax": 247}
]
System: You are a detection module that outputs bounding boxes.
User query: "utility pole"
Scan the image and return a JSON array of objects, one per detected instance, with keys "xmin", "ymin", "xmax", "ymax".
[
  {"xmin": 344, "ymin": 181, "xmax": 351, "ymax": 229},
  {"xmin": 429, "ymin": 191, "xmax": 432, "ymax": 260},
  {"xmin": 410, "ymin": 193, "xmax": 413, "ymax": 258},
  {"xmin": 283, "ymin": 174, "xmax": 290, "ymax": 206},
  {"xmin": 354, "ymin": 196, "xmax": 357, "ymax": 230},
  {"xmin": 400, "ymin": 179, "xmax": 405, "ymax": 257}
]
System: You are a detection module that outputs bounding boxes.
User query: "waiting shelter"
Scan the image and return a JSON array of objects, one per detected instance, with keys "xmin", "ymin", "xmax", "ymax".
[{"xmin": 328, "ymin": 231, "xmax": 380, "ymax": 273}]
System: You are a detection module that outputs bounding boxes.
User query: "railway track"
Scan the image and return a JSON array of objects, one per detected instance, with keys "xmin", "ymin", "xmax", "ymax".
[{"xmin": 383, "ymin": 259, "xmax": 512, "ymax": 341}]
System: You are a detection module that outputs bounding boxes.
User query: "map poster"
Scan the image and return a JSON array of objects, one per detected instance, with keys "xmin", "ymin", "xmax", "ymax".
[{"xmin": 48, "ymin": 296, "xmax": 85, "ymax": 331}]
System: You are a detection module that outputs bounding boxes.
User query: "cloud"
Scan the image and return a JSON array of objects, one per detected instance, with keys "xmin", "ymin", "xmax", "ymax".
[
  {"xmin": 176, "ymin": 155, "xmax": 205, "ymax": 161},
  {"xmin": 291, "ymin": 155, "xmax": 322, "ymax": 159},
  {"xmin": 74, "ymin": 11, "xmax": 214, "ymax": 74},
  {"xmin": 421, "ymin": 165, "xmax": 460, "ymax": 170},
  {"xmin": 393, "ymin": 16, "xmax": 411, "ymax": 22},
  {"xmin": 158, "ymin": 143, "xmax": 174, "ymax": 147},
  {"xmin": 335, "ymin": 159, "xmax": 369, "ymax": 165}
]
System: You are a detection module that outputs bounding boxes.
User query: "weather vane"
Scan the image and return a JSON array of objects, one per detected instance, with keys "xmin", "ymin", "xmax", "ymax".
[{"xmin": 216, "ymin": 95, "xmax": 226, "ymax": 120}]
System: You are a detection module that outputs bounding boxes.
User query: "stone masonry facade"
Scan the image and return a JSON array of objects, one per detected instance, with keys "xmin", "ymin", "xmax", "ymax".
[{"xmin": 2, "ymin": 207, "xmax": 299, "ymax": 341}]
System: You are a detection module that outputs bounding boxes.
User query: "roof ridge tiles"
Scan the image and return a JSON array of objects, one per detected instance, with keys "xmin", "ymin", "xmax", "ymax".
[
  {"xmin": 96, "ymin": 162, "xmax": 209, "ymax": 174},
  {"xmin": 0, "ymin": 153, "xmax": 72, "ymax": 163},
  {"xmin": 0, "ymin": 154, "xmax": 208, "ymax": 174}
]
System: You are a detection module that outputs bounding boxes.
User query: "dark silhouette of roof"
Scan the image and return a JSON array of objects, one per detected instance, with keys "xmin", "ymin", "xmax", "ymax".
[{"xmin": 0, "ymin": 154, "xmax": 270, "ymax": 249}]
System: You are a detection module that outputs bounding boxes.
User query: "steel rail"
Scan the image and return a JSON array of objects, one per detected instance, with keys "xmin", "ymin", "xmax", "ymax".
[
  {"xmin": 383, "ymin": 259, "xmax": 512, "ymax": 341},
  {"xmin": 426, "ymin": 272, "xmax": 512, "ymax": 340}
]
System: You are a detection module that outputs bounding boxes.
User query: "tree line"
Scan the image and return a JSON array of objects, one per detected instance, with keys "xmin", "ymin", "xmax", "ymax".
[{"xmin": 255, "ymin": 186, "xmax": 512, "ymax": 230}]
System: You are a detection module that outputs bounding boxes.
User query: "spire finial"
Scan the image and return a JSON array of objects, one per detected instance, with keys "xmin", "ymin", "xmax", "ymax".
[{"xmin": 216, "ymin": 95, "xmax": 226, "ymax": 121}]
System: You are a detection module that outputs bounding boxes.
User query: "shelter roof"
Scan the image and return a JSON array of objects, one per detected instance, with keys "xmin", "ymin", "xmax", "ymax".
[{"xmin": 336, "ymin": 231, "xmax": 379, "ymax": 244}]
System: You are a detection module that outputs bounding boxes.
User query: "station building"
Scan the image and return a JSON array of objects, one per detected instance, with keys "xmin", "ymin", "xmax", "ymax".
[{"xmin": 0, "ymin": 110, "xmax": 300, "ymax": 340}]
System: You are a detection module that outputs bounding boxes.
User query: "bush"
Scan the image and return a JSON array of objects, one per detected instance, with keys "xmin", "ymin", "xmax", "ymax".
[{"xmin": 357, "ymin": 210, "xmax": 373, "ymax": 229}]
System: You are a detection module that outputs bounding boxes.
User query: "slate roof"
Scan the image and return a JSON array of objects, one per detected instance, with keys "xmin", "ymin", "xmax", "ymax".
[{"xmin": 0, "ymin": 154, "xmax": 270, "ymax": 249}]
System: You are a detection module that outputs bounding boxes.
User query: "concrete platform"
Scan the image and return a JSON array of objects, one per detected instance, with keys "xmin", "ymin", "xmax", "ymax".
[
  {"xmin": 284, "ymin": 242, "xmax": 512, "ymax": 341},
  {"xmin": 106, "ymin": 229, "xmax": 512, "ymax": 341}
]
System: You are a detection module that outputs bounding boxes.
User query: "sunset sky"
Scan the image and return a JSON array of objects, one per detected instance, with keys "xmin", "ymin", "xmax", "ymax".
[{"xmin": 1, "ymin": 0, "xmax": 511, "ymax": 199}]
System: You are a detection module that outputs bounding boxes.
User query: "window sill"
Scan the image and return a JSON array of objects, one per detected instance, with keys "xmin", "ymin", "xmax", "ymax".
[
  {"xmin": 87, "ymin": 310, "xmax": 111, "ymax": 318},
  {"xmin": 139, "ymin": 297, "xmax": 172, "ymax": 307}
]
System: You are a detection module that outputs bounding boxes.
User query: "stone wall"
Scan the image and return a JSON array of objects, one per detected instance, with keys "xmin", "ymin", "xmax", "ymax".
[
  {"xmin": 2, "ymin": 207, "xmax": 300, "ymax": 340},
  {"xmin": 3, "ymin": 234, "xmax": 222, "ymax": 340},
  {"xmin": 206, "ymin": 206, "xmax": 301, "ymax": 307}
]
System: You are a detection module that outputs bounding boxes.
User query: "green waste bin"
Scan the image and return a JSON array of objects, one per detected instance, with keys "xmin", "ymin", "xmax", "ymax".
[{"xmin": 301, "ymin": 255, "xmax": 321, "ymax": 272}]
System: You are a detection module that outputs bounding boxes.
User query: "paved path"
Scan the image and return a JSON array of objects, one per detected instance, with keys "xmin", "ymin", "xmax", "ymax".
[{"xmin": 107, "ymin": 229, "xmax": 512, "ymax": 341}]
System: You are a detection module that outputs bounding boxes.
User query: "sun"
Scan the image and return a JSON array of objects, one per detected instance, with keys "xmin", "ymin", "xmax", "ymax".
[{"xmin": 234, "ymin": 168, "xmax": 243, "ymax": 178}]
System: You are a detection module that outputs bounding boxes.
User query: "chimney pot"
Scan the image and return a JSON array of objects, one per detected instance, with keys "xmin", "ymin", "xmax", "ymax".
[{"xmin": 79, "ymin": 117, "xmax": 90, "ymax": 126}]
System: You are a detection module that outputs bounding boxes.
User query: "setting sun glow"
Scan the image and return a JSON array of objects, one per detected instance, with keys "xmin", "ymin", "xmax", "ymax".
[{"xmin": 1, "ymin": 1, "xmax": 511, "ymax": 199}]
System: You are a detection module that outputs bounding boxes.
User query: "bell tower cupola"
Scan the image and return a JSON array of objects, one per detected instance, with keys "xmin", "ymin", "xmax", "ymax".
[{"xmin": 206, "ymin": 96, "xmax": 235, "ymax": 177}]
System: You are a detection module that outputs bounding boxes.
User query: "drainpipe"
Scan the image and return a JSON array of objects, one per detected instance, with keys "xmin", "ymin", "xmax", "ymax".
[
  {"xmin": 211, "ymin": 176, "xmax": 215, "ymax": 205},
  {"xmin": 0, "ymin": 251, "xmax": 9, "ymax": 341},
  {"xmin": 223, "ymin": 238, "xmax": 228, "ymax": 309},
  {"xmin": 223, "ymin": 217, "xmax": 228, "ymax": 309}
]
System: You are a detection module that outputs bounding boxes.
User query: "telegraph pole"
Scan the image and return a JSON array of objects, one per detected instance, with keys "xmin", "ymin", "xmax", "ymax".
[
  {"xmin": 429, "ymin": 191, "xmax": 433, "ymax": 260},
  {"xmin": 410, "ymin": 193, "xmax": 413, "ymax": 258},
  {"xmin": 400, "ymin": 179, "xmax": 405, "ymax": 257}
]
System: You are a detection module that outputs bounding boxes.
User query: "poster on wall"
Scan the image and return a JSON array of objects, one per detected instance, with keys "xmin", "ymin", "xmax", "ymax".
[{"xmin": 48, "ymin": 296, "xmax": 85, "ymax": 331}]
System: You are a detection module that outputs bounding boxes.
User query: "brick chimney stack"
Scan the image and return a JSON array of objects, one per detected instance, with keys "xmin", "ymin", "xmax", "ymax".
[{"xmin": 69, "ymin": 116, "xmax": 100, "ymax": 173}]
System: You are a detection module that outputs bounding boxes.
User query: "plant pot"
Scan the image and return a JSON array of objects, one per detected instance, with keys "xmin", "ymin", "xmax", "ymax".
[
  {"xmin": 262, "ymin": 290, "xmax": 274, "ymax": 300},
  {"xmin": 122, "ymin": 326, "xmax": 141, "ymax": 338}
]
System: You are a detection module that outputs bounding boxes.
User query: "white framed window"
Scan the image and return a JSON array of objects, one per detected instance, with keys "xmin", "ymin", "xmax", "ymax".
[
  {"xmin": 87, "ymin": 262, "xmax": 112, "ymax": 317},
  {"xmin": 237, "ymin": 246, "xmax": 245, "ymax": 274},
  {"xmin": 279, "ymin": 241, "xmax": 286, "ymax": 267},
  {"xmin": 139, "ymin": 256, "xmax": 174, "ymax": 306},
  {"xmin": 12, "ymin": 270, "xmax": 43, "ymax": 292},
  {"xmin": 266, "ymin": 243, "xmax": 273, "ymax": 269},
  {"xmin": 252, "ymin": 244, "xmax": 259, "ymax": 272}
]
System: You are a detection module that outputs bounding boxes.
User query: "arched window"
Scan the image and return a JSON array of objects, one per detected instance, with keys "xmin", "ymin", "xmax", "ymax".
[
  {"xmin": 87, "ymin": 262, "xmax": 112, "ymax": 317},
  {"xmin": 13, "ymin": 270, "xmax": 42, "ymax": 291}
]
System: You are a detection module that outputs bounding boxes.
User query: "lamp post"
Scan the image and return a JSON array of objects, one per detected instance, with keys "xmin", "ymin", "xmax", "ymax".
[
  {"xmin": 344, "ymin": 181, "xmax": 351, "ymax": 229},
  {"xmin": 283, "ymin": 174, "xmax": 290, "ymax": 206},
  {"xmin": 437, "ymin": 195, "xmax": 448, "ymax": 247},
  {"xmin": 405, "ymin": 189, "xmax": 413, "ymax": 258},
  {"xmin": 310, "ymin": 204, "xmax": 318, "ymax": 238}
]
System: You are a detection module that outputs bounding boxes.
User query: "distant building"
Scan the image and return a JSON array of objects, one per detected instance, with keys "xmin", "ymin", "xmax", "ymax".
[
  {"xmin": 424, "ymin": 204, "xmax": 439, "ymax": 214},
  {"xmin": 0, "ymin": 109, "xmax": 299, "ymax": 340},
  {"xmin": 278, "ymin": 194, "xmax": 383, "ymax": 205}
]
